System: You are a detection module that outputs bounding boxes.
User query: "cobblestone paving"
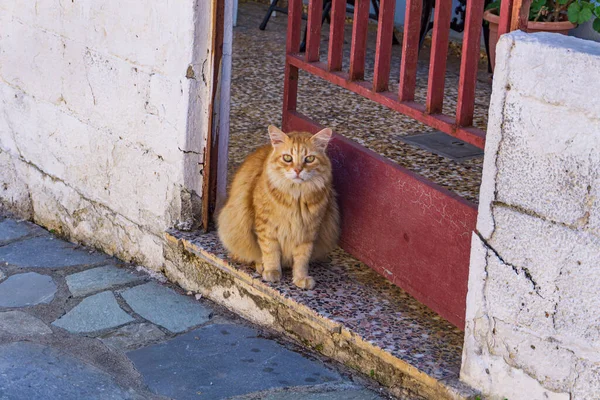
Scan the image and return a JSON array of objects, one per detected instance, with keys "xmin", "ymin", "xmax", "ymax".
[{"xmin": 0, "ymin": 216, "xmax": 393, "ymax": 400}]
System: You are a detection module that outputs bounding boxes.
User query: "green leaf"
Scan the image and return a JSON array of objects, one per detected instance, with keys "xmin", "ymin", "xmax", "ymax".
[
  {"xmin": 579, "ymin": 6, "xmax": 593, "ymax": 23},
  {"xmin": 596, "ymin": 6, "xmax": 600, "ymax": 16},
  {"xmin": 529, "ymin": 0, "xmax": 546, "ymax": 19},
  {"xmin": 485, "ymin": 0, "xmax": 501, "ymax": 11},
  {"xmin": 557, "ymin": 0, "xmax": 569, "ymax": 4},
  {"xmin": 568, "ymin": 3, "xmax": 581, "ymax": 23},
  {"xmin": 582, "ymin": 1, "xmax": 595, "ymax": 10},
  {"xmin": 593, "ymin": 17, "xmax": 600, "ymax": 32}
]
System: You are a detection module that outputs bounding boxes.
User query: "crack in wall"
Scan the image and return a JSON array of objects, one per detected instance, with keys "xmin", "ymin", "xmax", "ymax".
[
  {"xmin": 10, "ymin": 14, "xmax": 178, "ymax": 79},
  {"xmin": 178, "ymin": 147, "xmax": 202, "ymax": 155},
  {"xmin": 476, "ymin": 230, "xmax": 543, "ymax": 299},
  {"xmin": 8, "ymin": 152, "xmax": 161, "ymax": 236},
  {"xmin": 0, "ymin": 75, "xmax": 174, "ymax": 165},
  {"xmin": 493, "ymin": 200, "xmax": 597, "ymax": 238}
]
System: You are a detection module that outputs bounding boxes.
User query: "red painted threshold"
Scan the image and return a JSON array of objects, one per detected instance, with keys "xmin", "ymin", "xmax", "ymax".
[{"xmin": 285, "ymin": 111, "xmax": 477, "ymax": 329}]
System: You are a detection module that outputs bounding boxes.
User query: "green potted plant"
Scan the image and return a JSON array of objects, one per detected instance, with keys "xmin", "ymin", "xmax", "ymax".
[{"xmin": 484, "ymin": 0, "xmax": 600, "ymax": 71}]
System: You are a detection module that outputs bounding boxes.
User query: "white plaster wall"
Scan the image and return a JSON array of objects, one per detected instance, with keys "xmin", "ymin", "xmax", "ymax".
[
  {"xmin": 461, "ymin": 31, "xmax": 600, "ymax": 399},
  {"xmin": 0, "ymin": 0, "xmax": 216, "ymax": 269}
]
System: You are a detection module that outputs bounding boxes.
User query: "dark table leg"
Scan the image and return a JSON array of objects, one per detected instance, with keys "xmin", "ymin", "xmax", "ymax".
[
  {"xmin": 300, "ymin": 1, "xmax": 333, "ymax": 52},
  {"xmin": 418, "ymin": 0, "xmax": 435, "ymax": 52},
  {"xmin": 260, "ymin": 0, "xmax": 281, "ymax": 31}
]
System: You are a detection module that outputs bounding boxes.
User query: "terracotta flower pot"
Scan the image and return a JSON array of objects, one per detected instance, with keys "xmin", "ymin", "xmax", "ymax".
[{"xmin": 484, "ymin": 10, "xmax": 576, "ymax": 72}]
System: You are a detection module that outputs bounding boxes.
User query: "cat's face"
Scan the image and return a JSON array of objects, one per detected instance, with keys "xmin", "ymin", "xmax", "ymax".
[{"xmin": 267, "ymin": 126, "xmax": 333, "ymax": 188}]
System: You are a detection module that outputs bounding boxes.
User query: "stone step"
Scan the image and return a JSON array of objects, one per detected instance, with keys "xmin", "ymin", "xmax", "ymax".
[{"xmin": 164, "ymin": 230, "xmax": 479, "ymax": 400}]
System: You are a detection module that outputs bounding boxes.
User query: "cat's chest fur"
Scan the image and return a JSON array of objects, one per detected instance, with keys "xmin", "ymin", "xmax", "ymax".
[
  {"xmin": 274, "ymin": 195, "xmax": 321, "ymax": 239},
  {"xmin": 273, "ymin": 195, "xmax": 323, "ymax": 266}
]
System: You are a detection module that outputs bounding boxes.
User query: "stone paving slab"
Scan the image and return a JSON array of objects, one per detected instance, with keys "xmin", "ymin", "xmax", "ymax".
[
  {"xmin": 121, "ymin": 282, "xmax": 211, "ymax": 333},
  {"xmin": 0, "ymin": 311, "xmax": 52, "ymax": 336},
  {"xmin": 66, "ymin": 265, "xmax": 146, "ymax": 297},
  {"xmin": 127, "ymin": 323, "xmax": 342, "ymax": 400},
  {"xmin": 53, "ymin": 291, "xmax": 134, "ymax": 333},
  {"xmin": 0, "ymin": 219, "xmax": 32, "ymax": 243},
  {"xmin": 231, "ymin": 388, "xmax": 385, "ymax": 400},
  {"xmin": 100, "ymin": 323, "xmax": 166, "ymax": 351},
  {"xmin": 0, "ymin": 272, "xmax": 56, "ymax": 307},
  {"xmin": 0, "ymin": 342, "xmax": 138, "ymax": 400},
  {"xmin": 0, "ymin": 236, "xmax": 110, "ymax": 268}
]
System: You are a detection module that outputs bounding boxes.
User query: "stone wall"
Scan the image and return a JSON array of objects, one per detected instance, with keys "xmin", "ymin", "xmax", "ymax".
[
  {"xmin": 0, "ymin": 1, "xmax": 216, "ymax": 269},
  {"xmin": 461, "ymin": 32, "xmax": 600, "ymax": 399}
]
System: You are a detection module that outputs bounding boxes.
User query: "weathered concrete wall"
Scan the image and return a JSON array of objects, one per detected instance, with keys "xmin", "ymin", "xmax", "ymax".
[
  {"xmin": 0, "ymin": 1, "xmax": 216, "ymax": 269},
  {"xmin": 461, "ymin": 32, "xmax": 600, "ymax": 399}
]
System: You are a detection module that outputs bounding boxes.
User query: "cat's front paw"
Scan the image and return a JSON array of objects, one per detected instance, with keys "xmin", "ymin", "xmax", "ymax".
[
  {"xmin": 293, "ymin": 276, "xmax": 315, "ymax": 290},
  {"xmin": 255, "ymin": 262, "xmax": 264, "ymax": 274},
  {"xmin": 262, "ymin": 269, "xmax": 281, "ymax": 282}
]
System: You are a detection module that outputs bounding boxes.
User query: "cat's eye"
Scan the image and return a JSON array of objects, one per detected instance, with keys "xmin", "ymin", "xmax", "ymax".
[
  {"xmin": 304, "ymin": 155, "xmax": 316, "ymax": 163},
  {"xmin": 282, "ymin": 154, "xmax": 293, "ymax": 163}
]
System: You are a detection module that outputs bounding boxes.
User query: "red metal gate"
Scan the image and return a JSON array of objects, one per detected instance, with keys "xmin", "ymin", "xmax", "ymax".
[{"xmin": 280, "ymin": 0, "xmax": 522, "ymax": 329}]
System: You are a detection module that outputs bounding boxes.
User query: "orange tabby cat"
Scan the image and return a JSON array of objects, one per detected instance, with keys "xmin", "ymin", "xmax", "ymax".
[{"xmin": 217, "ymin": 125, "xmax": 339, "ymax": 289}]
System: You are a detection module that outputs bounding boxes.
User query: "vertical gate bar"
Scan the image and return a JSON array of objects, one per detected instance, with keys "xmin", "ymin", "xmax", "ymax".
[
  {"xmin": 287, "ymin": 0, "xmax": 303, "ymax": 54},
  {"xmin": 328, "ymin": 0, "xmax": 347, "ymax": 71},
  {"xmin": 511, "ymin": 0, "xmax": 532, "ymax": 31},
  {"xmin": 497, "ymin": 0, "xmax": 514, "ymax": 37},
  {"xmin": 282, "ymin": 0, "xmax": 303, "ymax": 130},
  {"xmin": 398, "ymin": 0, "xmax": 422, "ymax": 102},
  {"xmin": 372, "ymin": 0, "xmax": 396, "ymax": 92},
  {"xmin": 306, "ymin": 0, "xmax": 324, "ymax": 62},
  {"xmin": 455, "ymin": 0, "xmax": 484, "ymax": 127},
  {"xmin": 349, "ymin": 0, "xmax": 370, "ymax": 81},
  {"xmin": 425, "ymin": 0, "xmax": 452, "ymax": 114},
  {"xmin": 510, "ymin": 0, "xmax": 523, "ymax": 30}
]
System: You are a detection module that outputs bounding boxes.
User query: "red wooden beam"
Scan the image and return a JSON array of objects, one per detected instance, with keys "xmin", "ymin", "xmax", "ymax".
[
  {"xmin": 202, "ymin": 0, "xmax": 226, "ymax": 232},
  {"xmin": 349, "ymin": 0, "xmax": 370, "ymax": 81},
  {"xmin": 328, "ymin": 0, "xmax": 347, "ymax": 71},
  {"xmin": 456, "ymin": 0, "xmax": 485, "ymax": 127},
  {"xmin": 286, "ymin": 0, "xmax": 303, "ymax": 53},
  {"xmin": 286, "ymin": 110, "xmax": 477, "ymax": 329},
  {"xmin": 426, "ymin": 0, "xmax": 452, "ymax": 114},
  {"xmin": 497, "ymin": 0, "xmax": 514, "ymax": 37},
  {"xmin": 288, "ymin": 54, "xmax": 486, "ymax": 148},
  {"xmin": 282, "ymin": 0, "xmax": 303, "ymax": 129},
  {"xmin": 306, "ymin": 0, "xmax": 324, "ymax": 62},
  {"xmin": 398, "ymin": 0, "xmax": 422, "ymax": 101},
  {"xmin": 372, "ymin": 0, "xmax": 396, "ymax": 92},
  {"xmin": 512, "ymin": 0, "xmax": 533, "ymax": 31}
]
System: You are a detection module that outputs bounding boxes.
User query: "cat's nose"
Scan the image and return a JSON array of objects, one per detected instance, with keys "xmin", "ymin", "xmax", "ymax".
[{"xmin": 294, "ymin": 168, "xmax": 302, "ymax": 175}]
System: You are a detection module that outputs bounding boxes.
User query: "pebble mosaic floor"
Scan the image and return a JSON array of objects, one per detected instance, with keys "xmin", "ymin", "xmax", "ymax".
[
  {"xmin": 172, "ymin": 229, "xmax": 466, "ymax": 383},
  {"xmin": 223, "ymin": 0, "xmax": 478, "ymax": 384},
  {"xmin": 229, "ymin": 0, "xmax": 492, "ymax": 203}
]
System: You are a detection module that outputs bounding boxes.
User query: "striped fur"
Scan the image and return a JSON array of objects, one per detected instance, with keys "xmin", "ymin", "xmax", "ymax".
[{"xmin": 217, "ymin": 126, "xmax": 340, "ymax": 289}]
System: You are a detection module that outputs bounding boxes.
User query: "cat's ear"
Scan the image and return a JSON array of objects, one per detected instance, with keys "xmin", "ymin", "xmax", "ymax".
[
  {"xmin": 268, "ymin": 125, "xmax": 288, "ymax": 147},
  {"xmin": 310, "ymin": 128, "xmax": 333, "ymax": 151}
]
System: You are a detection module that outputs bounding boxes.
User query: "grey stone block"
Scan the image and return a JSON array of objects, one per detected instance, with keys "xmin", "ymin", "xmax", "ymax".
[
  {"xmin": 66, "ymin": 265, "xmax": 145, "ymax": 297},
  {"xmin": 0, "ymin": 219, "xmax": 31, "ymax": 243},
  {"xmin": 100, "ymin": 323, "xmax": 166, "ymax": 351},
  {"xmin": 127, "ymin": 324, "xmax": 341, "ymax": 400},
  {"xmin": 0, "ymin": 311, "xmax": 52, "ymax": 336},
  {"xmin": 0, "ymin": 236, "xmax": 109, "ymax": 268},
  {"xmin": 0, "ymin": 272, "xmax": 56, "ymax": 307},
  {"xmin": 53, "ymin": 291, "xmax": 134, "ymax": 333},
  {"xmin": 121, "ymin": 282, "xmax": 211, "ymax": 333},
  {"xmin": 0, "ymin": 342, "xmax": 136, "ymax": 400}
]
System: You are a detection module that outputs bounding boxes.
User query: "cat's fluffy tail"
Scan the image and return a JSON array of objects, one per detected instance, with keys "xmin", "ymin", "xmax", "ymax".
[{"xmin": 216, "ymin": 202, "xmax": 262, "ymax": 264}]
